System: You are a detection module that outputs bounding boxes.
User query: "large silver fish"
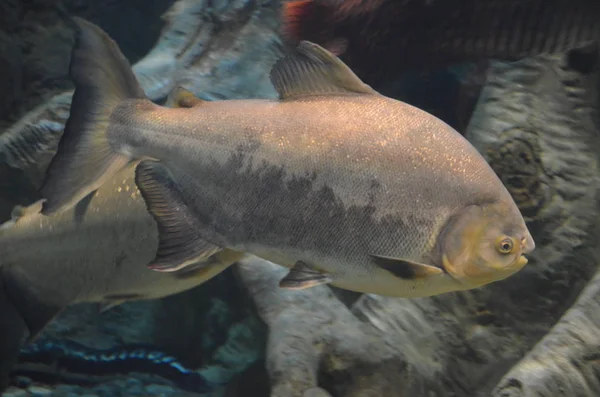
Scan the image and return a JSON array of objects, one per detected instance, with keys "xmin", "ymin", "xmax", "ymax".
[{"xmin": 41, "ymin": 18, "xmax": 535, "ymax": 299}]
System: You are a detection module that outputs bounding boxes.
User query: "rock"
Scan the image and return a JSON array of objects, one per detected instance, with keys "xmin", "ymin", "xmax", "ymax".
[
  {"xmin": 303, "ymin": 388, "xmax": 333, "ymax": 397},
  {"xmin": 144, "ymin": 384, "xmax": 174, "ymax": 395},
  {"xmin": 9, "ymin": 378, "xmax": 30, "ymax": 389},
  {"xmin": 90, "ymin": 385, "xmax": 117, "ymax": 397},
  {"xmin": 0, "ymin": 0, "xmax": 176, "ymax": 126},
  {"xmin": 1, "ymin": 387, "xmax": 29, "ymax": 397},
  {"xmin": 26, "ymin": 386, "xmax": 52, "ymax": 396}
]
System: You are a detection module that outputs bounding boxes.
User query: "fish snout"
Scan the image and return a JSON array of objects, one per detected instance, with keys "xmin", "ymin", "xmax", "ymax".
[{"xmin": 521, "ymin": 234, "xmax": 535, "ymax": 254}]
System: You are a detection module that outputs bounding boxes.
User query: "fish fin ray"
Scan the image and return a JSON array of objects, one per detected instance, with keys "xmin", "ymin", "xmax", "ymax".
[
  {"xmin": 370, "ymin": 254, "xmax": 443, "ymax": 280},
  {"xmin": 172, "ymin": 249, "xmax": 243, "ymax": 280},
  {"xmin": 135, "ymin": 160, "xmax": 222, "ymax": 272},
  {"xmin": 269, "ymin": 39, "xmax": 378, "ymax": 100},
  {"xmin": 165, "ymin": 86, "xmax": 205, "ymax": 108},
  {"xmin": 40, "ymin": 17, "xmax": 146, "ymax": 216},
  {"xmin": 279, "ymin": 261, "xmax": 333, "ymax": 290}
]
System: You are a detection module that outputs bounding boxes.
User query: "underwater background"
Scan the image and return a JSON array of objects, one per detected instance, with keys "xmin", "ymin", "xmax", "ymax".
[{"xmin": 1, "ymin": 0, "xmax": 600, "ymax": 397}]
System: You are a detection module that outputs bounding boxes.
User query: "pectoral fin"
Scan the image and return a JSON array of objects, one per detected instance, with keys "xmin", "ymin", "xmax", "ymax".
[
  {"xmin": 172, "ymin": 249, "xmax": 244, "ymax": 280},
  {"xmin": 135, "ymin": 160, "xmax": 222, "ymax": 272},
  {"xmin": 370, "ymin": 254, "xmax": 443, "ymax": 280},
  {"xmin": 279, "ymin": 261, "xmax": 333, "ymax": 290}
]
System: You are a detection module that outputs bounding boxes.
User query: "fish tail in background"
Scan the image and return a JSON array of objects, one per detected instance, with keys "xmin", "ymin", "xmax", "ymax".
[
  {"xmin": 281, "ymin": 1, "xmax": 347, "ymax": 54},
  {"xmin": 40, "ymin": 17, "xmax": 147, "ymax": 216},
  {"xmin": 335, "ymin": 0, "xmax": 387, "ymax": 17}
]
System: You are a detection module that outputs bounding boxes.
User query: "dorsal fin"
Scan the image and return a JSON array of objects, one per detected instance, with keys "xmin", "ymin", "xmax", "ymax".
[{"xmin": 269, "ymin": 40, "xmax": 378, "ymax": 100}]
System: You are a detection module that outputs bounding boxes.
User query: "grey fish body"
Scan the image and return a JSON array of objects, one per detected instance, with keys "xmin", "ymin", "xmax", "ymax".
[
  {"xmin": 0, "ymin": 163, "xmax": 232, "ymax": 319},
  {"xmin": 41, "ymin": 18, "xmax": 534, "ymax": 298},
  {"xmin": 112, "ymin": 94, "xmax": 508, "ymax": 296},
  {"xmin": 0, "ymin": 163, "xmax": 235, "ymax": 392}
]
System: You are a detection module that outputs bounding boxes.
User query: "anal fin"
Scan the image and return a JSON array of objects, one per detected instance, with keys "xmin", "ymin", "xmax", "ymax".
[
  {"xmin": 279, "ymin": 261, "xmax": 333, "ymax": 290},
  {"xmin": 135, "ymin": 160, "xmax": 222, "ymax": 272},
  {"xmin": 371, "ymin": 254, "xmax": 443, "ymax": 280}
]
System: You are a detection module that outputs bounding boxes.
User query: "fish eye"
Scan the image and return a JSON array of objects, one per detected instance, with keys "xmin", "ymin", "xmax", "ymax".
[{"xmin": 496, "ymin": 237, "xmax": 514, "ymax": 254}]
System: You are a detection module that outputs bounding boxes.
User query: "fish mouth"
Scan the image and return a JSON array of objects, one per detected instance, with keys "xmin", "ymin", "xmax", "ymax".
[
  {"xmin": 515, "ymin": 254, "xmax": 528, "ymax": 270},
  {"xmin": 516, "ymin": 236, "xmax": 534, "ymax": 269},
  {"xmin": 441, "ymin": 252, "xmax": 529, "ymax": 287}
]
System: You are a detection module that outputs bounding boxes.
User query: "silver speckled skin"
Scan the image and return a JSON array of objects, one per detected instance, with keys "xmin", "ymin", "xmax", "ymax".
[
  {"xmin": 109, "ymin": 92, "xmax": 528, "ymax": 296},
  {"xmin": 0, "ymin": 164, "xmax": 230, "ymax": 313}
]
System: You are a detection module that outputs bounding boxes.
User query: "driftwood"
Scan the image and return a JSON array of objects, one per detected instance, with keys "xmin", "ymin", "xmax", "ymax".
[
  {"xmin": 3, "ymin": 0, "xmax": 600, "ymax": 396},
  {"xmin": 492, "ymin": 266, "xmax": 600, "ymax": 397}
]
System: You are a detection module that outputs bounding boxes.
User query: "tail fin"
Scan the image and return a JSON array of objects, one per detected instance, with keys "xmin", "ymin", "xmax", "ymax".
[{"xmin": 40, "ymin": 17, "xmax": 146, "ymax": 215}]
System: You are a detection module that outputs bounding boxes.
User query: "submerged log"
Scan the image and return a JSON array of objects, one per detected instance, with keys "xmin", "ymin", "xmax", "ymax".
[{"xmin": 492, "ymin": 266, "xmax": 600, "ymax": 397}]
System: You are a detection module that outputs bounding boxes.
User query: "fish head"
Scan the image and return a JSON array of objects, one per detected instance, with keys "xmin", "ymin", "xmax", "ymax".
[{"xmin": 439, "ymin": 201, "xmax": 535, "ymax": 288}]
